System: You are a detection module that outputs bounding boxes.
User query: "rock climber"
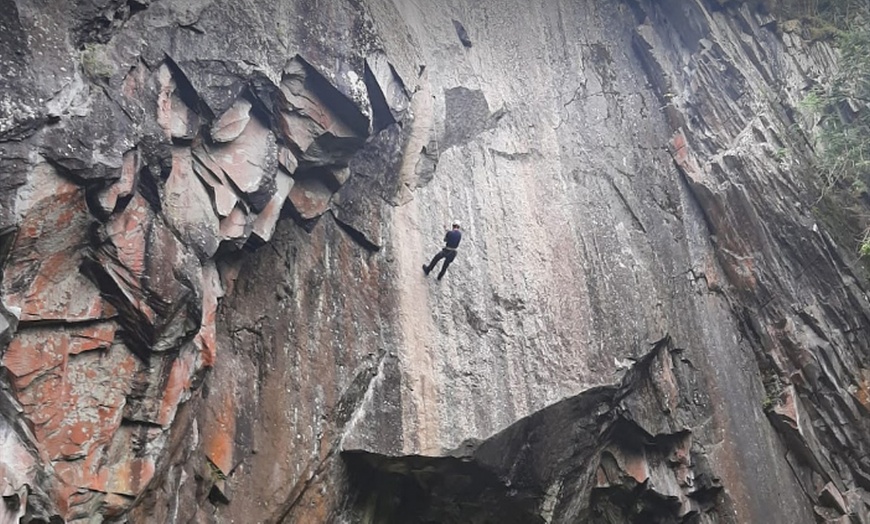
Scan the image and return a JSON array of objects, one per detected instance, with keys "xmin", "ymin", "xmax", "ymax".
[{"xmin": 423, "ymin": 221, "xmax": 462, "ymax": 281}]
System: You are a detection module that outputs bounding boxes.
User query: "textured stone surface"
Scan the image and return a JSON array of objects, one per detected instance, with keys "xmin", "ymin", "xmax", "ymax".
[
  {"xmin": 0, "ymin": 421, "xmax": 36, "ymax": 524},
  {"xmin": 0, "ymin": 0, "xmax": 869, "ymax": 523},
  {"xmin": 345, "ymin": 339, "xmax": 728, "ymax": 522},
  {"xmin": 204, "ymin": 113, "xmax": 278, "ymax": 213},
  {"xmin": 1, "ymin": 163, "xmax": 114, "ymax": 323},
  {"xmin": 88, "ymin": 192, "xmax": 203, "ymax": 355},
  {"xmin": 164, "ymin": 147, "xmax": 222, "ymax": 260}
]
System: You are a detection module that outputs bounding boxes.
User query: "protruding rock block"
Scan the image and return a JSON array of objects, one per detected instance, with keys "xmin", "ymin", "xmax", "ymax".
[
  {"xmin": 219, "ymin": 205, "xmax": 253, "ymax": 248},
  {"xmin": 173, "ymin": 58, "xmax": 249, "ymax": 118},
  {"xmin": 96, "ymin": 149, "xmax": 140, "ymax": 217},
  {"xmin": 330, "ymin": 123, "xmax": 410, "ymax": 251},
  {"xmin": 40, "ymin": 90, "xmax": 133, "ymax": 182},
  {"xmin": 295, "ymin": 165, "xmax": 349, "ymax": 192},
  {"xmin": 278, "ymin": 145, "xmax": 299, "ymax": 174},
  {"xmin": 280, "ymin": 58, "xmax": 362, "ymax": 138},
  {"xmin": 278, "ymin": 111, "xmax": 317, "ymax": 152},
  {"xmin": 1, "ymin": 163, "xmax": 114, "ymax": 322},
  {"xmin": 211, "ymin": 98, "xmax": 253, "ymax": 143},
  {"xmin": 277, "ymin": 57, "xmax": 369, "ymax": 168},
  {"xmin": 205, "ymin": 115, "xmax": 278, "ymax": 212},
  {"xmin": 287, "ymin": 177, "xmax": 332, "ymax": 223},
  {"xmin": 252, "ymin": 170, "xmax": 294, "ymax": 243},
  {"xmin": 192, "ymin": 147, "xmax": 240, "ymax": 218},
  {"xmin": 364, "ymin": 52, "xmax": 410, "ymax": 128}
]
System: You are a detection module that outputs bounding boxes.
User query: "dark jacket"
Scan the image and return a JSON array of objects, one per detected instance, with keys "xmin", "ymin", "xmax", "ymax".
[{"xmin": 444, "ymin": 229, "xmax": 462, "ymax": 249}]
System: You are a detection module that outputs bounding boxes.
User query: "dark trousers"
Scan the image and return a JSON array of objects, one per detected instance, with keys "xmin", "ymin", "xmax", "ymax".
[{"xmin": 425, "ymin": 248, "xmax": 457, "ymax": 279}]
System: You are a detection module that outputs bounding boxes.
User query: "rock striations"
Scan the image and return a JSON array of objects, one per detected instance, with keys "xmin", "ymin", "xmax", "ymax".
[{"xmin": 0, "ymin": 0, "xmax": 868, "ymax": 522}]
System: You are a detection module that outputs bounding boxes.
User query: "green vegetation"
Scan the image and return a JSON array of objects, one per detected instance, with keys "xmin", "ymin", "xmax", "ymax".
[
  {"xmin": 761, "ymin": 367, "xmax": 785, "ymax": 412},
  {"xmin": 81, "ymin": 43, "xmax": 114, "ymax": 82},
  {"xmin": 774, "ymin": 146, "xmax": 789, "ymax": 164},
  {"xmin": 801, "ymin": 25, "xmax": 870, "ymax": 257},
  {"xmin": 802, "ymin": 29, "xmax": 870, "ymax": 184},
  {"xmin": 755, "ymin": 0, "xmax": 870, "ymax": 258},
  {"xmin": 207, "ymin": 457, "xmax": 227, "ymax": 481},
  {"xmin": 749, "ymin": 0, "xmax": 867, "ymax": 30},
  {"xmin": 745, "ymin": 0, "xmax": 870, "ymax": 258}
]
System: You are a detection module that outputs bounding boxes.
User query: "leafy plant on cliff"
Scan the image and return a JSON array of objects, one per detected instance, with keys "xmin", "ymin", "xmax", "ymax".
[
  {"xmin": 81, "ymin": 43, "xmax": 114, "ymax": 82},
  {"xmin": 750, "ymin": 0, "xmax": 867, "ymax": 30},
  {"xmin": 761, "ymin": 367, "xmax": 785, "ymax": 412},
  {"xmin": 801, "ymin": 26, "xmax": 870, "ymax": 256},
  {"xmin": 861, "ymin": 230, "xmax": 870, "ymax": 257}
]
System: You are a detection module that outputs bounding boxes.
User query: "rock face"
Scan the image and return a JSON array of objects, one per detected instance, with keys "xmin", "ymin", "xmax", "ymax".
[{"xmin": 1, "ymin": 0, "xmax": 869, "ymax": 523}]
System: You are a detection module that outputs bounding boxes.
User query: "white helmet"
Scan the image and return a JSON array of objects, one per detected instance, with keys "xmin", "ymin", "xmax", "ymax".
[{"xmin": 452, "ymin": 220, "xmax": 461, "ymax": 228}]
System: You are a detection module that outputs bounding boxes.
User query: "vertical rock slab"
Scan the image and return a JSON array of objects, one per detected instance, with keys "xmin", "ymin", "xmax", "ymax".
[
  {"xmin": 196, "ymin": 262, "xmax": 223, "ymax": 367},
  {"xmin": 124, "ymin": 344, "xmax": 200, "ymax": 428},
  {"xmin": 156, "ymin": 63, "xmax": 201, "ymax": 141},
  {"xmin": 86, "ymin": 193, "xmax": 202, "ymax": 356},
  {"xmin": 164, "ymin": 147, "xmax": 221, "ymax": 260}
]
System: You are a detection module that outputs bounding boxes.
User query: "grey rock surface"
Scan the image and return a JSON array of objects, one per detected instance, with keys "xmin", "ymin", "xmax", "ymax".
[{"xmin": 0, "ymin": 0, "xmax": 868, "ymax": 522}]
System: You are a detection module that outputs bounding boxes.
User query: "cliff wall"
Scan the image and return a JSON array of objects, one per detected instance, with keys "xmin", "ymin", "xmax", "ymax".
[{"xmin": 1, "ymin": 0, "xmax": 869, "ymax": 522}]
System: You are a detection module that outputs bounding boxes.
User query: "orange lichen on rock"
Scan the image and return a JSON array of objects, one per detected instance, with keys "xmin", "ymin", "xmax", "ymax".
[
  {"xmin": 1, "ymin": 164, "xmax": 114, "ymax": 322},
  {"xmin": 203, "ymin": 384, "xmax": 237, "ymax": 476},
  {"xmin": 157, "ymin": 350, "xmax": 196, "ymax": 427}
]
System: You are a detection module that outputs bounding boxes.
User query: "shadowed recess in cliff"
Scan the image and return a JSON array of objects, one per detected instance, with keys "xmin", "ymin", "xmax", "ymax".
[
  {"xmin": 343, "ymin": 452, "xmax": 544, "ymax": 524},
  {"xmin": 73, "ymin": 0, "xmax": 151, "ymax": 47},
  {"xmin": 342, "ymin": 337, "xmax": 730, "ymax": 523}
]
